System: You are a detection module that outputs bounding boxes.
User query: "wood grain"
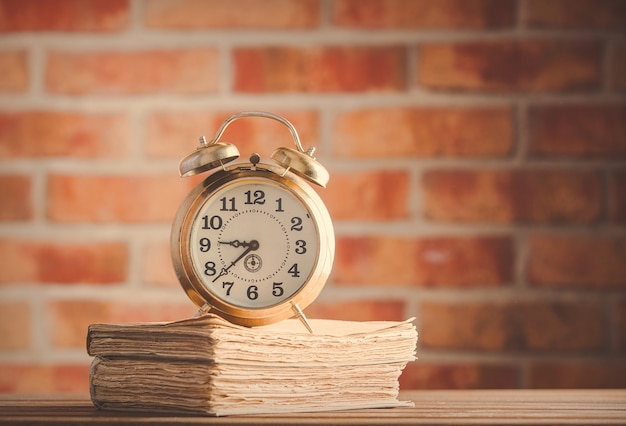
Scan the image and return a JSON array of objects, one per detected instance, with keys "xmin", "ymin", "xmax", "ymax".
[{"xmin": 0, "ymin": 390, "xmax": 624, "ymax": 425}]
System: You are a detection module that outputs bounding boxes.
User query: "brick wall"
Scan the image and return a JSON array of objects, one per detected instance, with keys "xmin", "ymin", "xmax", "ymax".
[{"xmin": 0, "ymin": 0, "xmax": 625, "ymax": 393}]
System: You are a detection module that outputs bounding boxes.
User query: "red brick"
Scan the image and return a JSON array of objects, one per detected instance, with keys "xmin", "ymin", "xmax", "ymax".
[
  {"xmin": 334, "ymin": 235, "xmax": 513, "ymax": 287},
  {"xmin": 418, "ymin": 40, "xmax": 601, "ymax": 92},
  {"xmin": 45, "ymin": 49, "xmax": 219, "ymax": 95},
  {"xmin": 333, "ymin": 107, "xmax": 513, "ymax": 159},
  {"xmin": 414, "ymin": 236, "xmax": 514, "ymax": 287},
  {"xmin": 0, "ymin": 239, "xmax": 128, "ymax": 284},
  {"xmin": 146, "ymin": 110, "xmax": 319, "ymax": 159},
  {"xmin": 529, "ymin": 362, "xmax": 626, "ymax": 388},
  {"xmin": 333, "ymin": 0, "xmax": 516, "ymax": 29},
  {"xmin": 610, "ymin": 43, "xmax": 626, "ymax": 91},
  {"xmin": 46, "ymin": 173, "xmax": 197, "ymax": 223},
  {"xmin": 324, "ymin": 170, "xmax": 409, "ymax": 221},
  {"xmin": 400, "ymin": 362, "xmax": 520, "ymax": 389},
  {"xmin": 0, "ymin": 175, "xmax": 32, "ymax": 221},
  {"xmin": 527, "ymin": 235, "xmax": 626, "ymax": 289},
  {"xmin": 0, "ymin": 50, "xmax": 27, "ymax": 92},
  {"xmin": 422, "ymin": 169, "xmax": 602, "ymax": 224},
  {"xmin": 48, "ymin": 299, "xmax": 199, "ymax": 348},
  {"xmin": 142, "ymin": 240, "xmax": 178, "ymax": 288},
  {"xmin": 144, "ymin": 0, "xmax": 319, "ymax": 29},
  {"xmin": 0, "ymin": 0, "xmax": 129, "ymax": 32},
  {"xmin": 0, "ymin": 111, "xmax": 129, "ymax": 158},
  {"xmin": 420, "ymin": 300, "xmax": 605, "ymax": 352},
  {"xmin": 0, "ymin": 301, "xmax": 30, "ymax": 350},
  {"xmin": 525, "ymin": 0, "xmax": 626, "ymax": 30},
  {"xmin": 334, "ymin": 237, "xmax": 415, "ymax": 286},
  {"xmin": 305, "ymin": 299, "xmax": 406, "ymax": 322},
  {"xmin": 529, "ymin": 105, "xmax": 626, "ymax": 158},
  {"xmin": 609, "ymin": 171, "xmax": 626, "ymax": 224},
  {"xmin": 0, "ymin": 364, "xmax": 89, "ymax": 394},
  {"xmin": 234, "ymin": 46, "xmax": 406, "ymax": 93}
]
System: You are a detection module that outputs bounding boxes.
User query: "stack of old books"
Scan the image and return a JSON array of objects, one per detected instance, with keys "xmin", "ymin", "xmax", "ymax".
[{"xmin": 87, "ymin": 313, "xmax": 418, "ymax": 416}]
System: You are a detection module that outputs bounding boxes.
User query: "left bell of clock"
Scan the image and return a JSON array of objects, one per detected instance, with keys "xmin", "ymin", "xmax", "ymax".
[{"xmin": 178, "ymin": 137, "xmax": 240, "ymax": 177}]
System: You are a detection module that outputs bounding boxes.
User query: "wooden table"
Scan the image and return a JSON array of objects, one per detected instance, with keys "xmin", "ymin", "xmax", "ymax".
[{"xmin": 0, "ymin": 390, "xmax": 624, "ymax": 425}]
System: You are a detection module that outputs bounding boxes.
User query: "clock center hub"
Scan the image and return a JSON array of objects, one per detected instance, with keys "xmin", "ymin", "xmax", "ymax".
[{"xmin": 244, "ymin": 254, "xmax": 262, "ymax": 273}]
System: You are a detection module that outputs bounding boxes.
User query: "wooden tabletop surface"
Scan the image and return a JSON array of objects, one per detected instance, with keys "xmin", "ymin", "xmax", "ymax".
[{"xmin": 0, "ymin": 389, "xmax": 624, "ymax": 425}]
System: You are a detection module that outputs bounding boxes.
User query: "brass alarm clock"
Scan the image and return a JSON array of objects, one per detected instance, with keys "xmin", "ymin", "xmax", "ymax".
[{"xmin": 171, "ymin": 111, "xmax": 334, "ymax": 332}]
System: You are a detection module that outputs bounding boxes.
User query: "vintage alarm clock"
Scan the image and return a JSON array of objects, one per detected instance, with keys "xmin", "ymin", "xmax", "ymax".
[{"xmin": 171, "ymin": 111, "xmax": 334, "ymax": 333}]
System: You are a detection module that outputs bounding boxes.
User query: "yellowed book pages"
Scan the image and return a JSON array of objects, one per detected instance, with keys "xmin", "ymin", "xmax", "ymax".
[{"xmin": 88, "ymin": 313, "xmax": 418, "ymax": 416}]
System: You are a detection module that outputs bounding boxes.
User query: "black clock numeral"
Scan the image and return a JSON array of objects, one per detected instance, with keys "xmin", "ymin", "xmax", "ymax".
[
  {"xmin": 244, "ymin": 190, "xmax": 265, "ymax": 205},
  {"xmin": 288, "ymin": 263, "xmax": 300, "ymax": 277},
  {"xmin": 290, "ymin": 216, "xmax": 303, "ymax": 231},
  {"xmin": 222, "ymin": 281, "xmax": 234, "ymax": 296},
  {"xmin": 272, "ymin": 282, "xmax": 284, "ymax": 297},
  {"xmin": 275, "ymin": 197, "xmax": 284, "ymax": 212},
  {"xmin": 199, "ymin": 238, "xmax": 211, "ymax": 252},
  {"xmin": 295, "ymin": 240, "xmax": 306, "ymax": 254},
  {"xmin": 202, "ymin": 215, "xmax": 223, "ymax": 230},
  {"xmin": 204, "ymin": 261, "xmax": 216, "ymax": 276},
  {"xmin": 219, "ymin": 197, "xmax": 237, "ymax": 212},
  {"xmin": 247, "ymin": 285, "xmax": 259, "ymax": 300}
]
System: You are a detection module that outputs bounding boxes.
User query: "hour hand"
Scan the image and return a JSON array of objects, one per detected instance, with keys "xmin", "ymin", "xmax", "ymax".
[{"xmin": 218, "ymin": 240, "xmax": 250, "ymax": 248}]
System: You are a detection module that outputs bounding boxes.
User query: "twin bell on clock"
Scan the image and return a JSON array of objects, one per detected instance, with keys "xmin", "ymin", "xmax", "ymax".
[{"xmin": 170, "ymin": 111, "xmax": 335, "ymax": 333}]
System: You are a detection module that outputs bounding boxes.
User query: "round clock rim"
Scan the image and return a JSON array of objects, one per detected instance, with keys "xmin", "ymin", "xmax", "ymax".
[{"xmin": 171, "ymin": 162, "xmax": 334, "ymax": 327}]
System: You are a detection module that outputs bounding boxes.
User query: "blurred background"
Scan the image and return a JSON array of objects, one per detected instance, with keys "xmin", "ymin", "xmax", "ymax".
[{"xmin": 0, "ymin": 0, "xmax": 625, "ymax": 393}]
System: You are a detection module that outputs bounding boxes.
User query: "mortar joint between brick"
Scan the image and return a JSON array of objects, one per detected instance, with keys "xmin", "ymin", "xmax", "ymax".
[
  {"xmin": 513, "ymin": 101, "xmax": 528, "ymax": 165},
  {"xmin": 319, "ymin": 0, "xmax": 332, "ymax": 29},
  {"xmin": 410, "ymin": 166, "xmax": 425, "ymax": 223},
  {"xmin": 599, "ymin": 168, "xmax": 611, "ymax": 224},
  {"xmin": 31, "ymin": 169, "xmax": 48, "ymax": 225},
  {"xmin": 513, "ymin": 231, "xmax": 529, "ymax": 290},
  {"xmin": 317, "ymin": 107, "xmax": 334, "ymax": 159},
  {"xmin": 219, "ymin": 45, "xmax": 233, "ymax": 96},
  {"xmin": 515, "ymin": 0, "xmax": 527, "ymax": 33},
  {"xmin": 130, "ymin": 108, "xmax": 146, "ymax": 161},
  {"xmin": 31, "ymin": 294, "xmax": 49, "ymax": 361},
  {"xmin": 126, "ymin": 237, "xmax": 144, "ymax": 290},
  {"xmin": 406, "ymin": 43, "xmax": 418, "ymax": 93},
  {"xmin": 128, "ymin": 0, "xmax": 145, "ymax": 34}
]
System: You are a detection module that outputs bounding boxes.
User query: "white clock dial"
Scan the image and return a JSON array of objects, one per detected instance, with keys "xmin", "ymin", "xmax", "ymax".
[{"xmin": 189, "ymin": 178, "xmax": 319, "ymax": 309}]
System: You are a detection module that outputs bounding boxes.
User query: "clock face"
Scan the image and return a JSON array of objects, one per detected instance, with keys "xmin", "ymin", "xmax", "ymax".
[{"xmin": 188, "ymin": 178, "xmax": 319, "ymax": 309}]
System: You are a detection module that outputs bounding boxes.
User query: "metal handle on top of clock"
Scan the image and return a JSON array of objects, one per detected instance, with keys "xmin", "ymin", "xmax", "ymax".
[
  {"xmin": 179, "ymin": 111, "xmax": 329, "ymax": 187},
  {"xmin": 202, "ymin": 111, "xmax": 315, "ymax": 157}
]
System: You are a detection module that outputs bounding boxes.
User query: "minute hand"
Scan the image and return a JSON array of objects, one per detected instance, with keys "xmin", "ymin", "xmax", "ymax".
[{"xmin": 212, "ymin": 240, "xmax": 259, "ymax": 282}]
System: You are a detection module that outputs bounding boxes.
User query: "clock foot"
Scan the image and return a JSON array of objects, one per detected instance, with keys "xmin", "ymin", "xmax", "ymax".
[
  {"xmin": 193, "ymin": 303, "xmax": 211, "ymax": 318},
  {"xmin": 292, "ymin": 304, "xmax": 314, "ymax": 334}
]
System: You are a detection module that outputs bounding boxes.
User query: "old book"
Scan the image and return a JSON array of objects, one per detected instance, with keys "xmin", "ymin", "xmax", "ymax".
[{"xmin": 87, "ymin": 313, "xmax": 418, "ymax": 416}]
